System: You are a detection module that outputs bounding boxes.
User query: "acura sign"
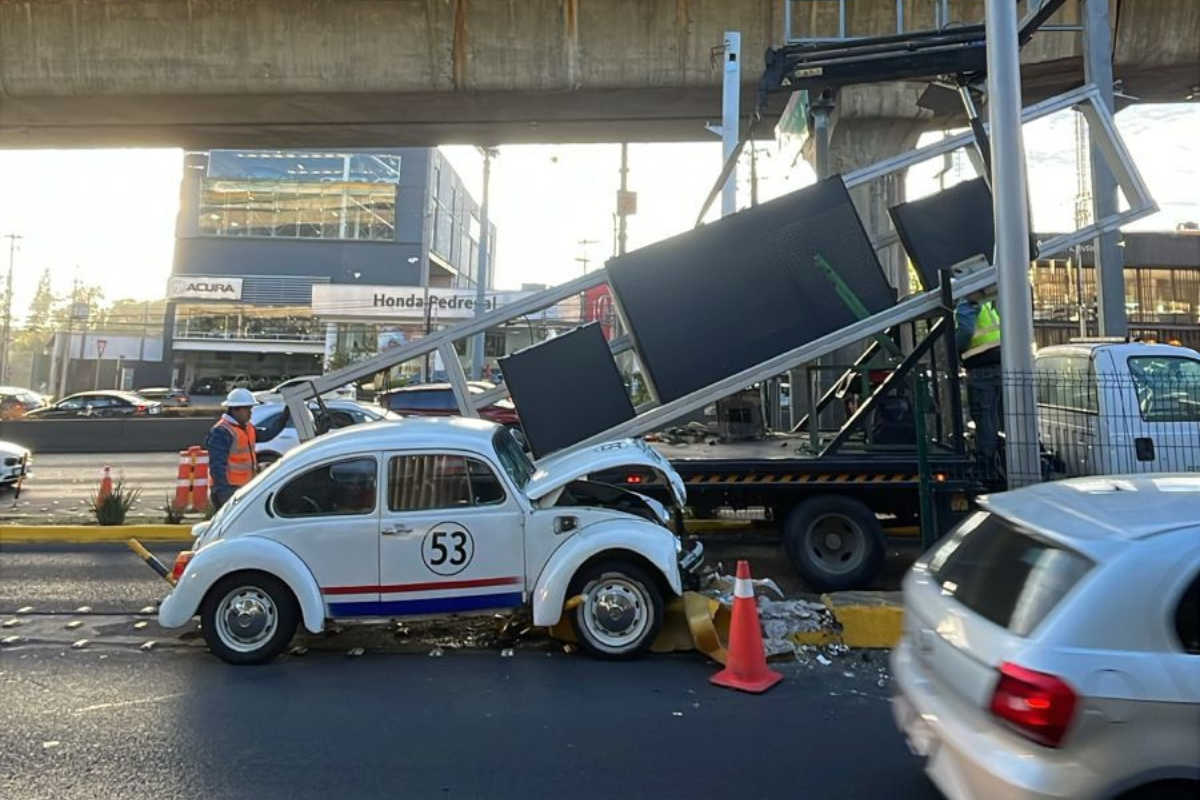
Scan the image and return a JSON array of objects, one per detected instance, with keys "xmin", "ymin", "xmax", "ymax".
[{"xmin": 168, "ymin": 277, "xmax": 244, "ymax": 301}]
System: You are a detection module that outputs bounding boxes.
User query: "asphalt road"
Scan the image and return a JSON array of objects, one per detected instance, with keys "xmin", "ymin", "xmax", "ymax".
[{"xmin": 1, "ymin": 640, "xmax": 936, "ymax": 800}]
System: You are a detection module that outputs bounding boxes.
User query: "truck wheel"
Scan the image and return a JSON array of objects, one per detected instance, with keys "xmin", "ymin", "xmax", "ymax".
[
  {"xmin": 200, "ymin": 572, "xmax": 299, "ymax": 665},
  {"xmin": 568, "ymin": 560, "xmax": 664, "ymax": 660},
  {"xmin": 782, "ymin": 496, "xmax": 885, "ymax": 592}
]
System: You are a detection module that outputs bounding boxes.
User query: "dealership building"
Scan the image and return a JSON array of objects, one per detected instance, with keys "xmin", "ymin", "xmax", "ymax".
[{"xmin": 166, "ymin": 147, "xmax": 505, "ymax": 390}]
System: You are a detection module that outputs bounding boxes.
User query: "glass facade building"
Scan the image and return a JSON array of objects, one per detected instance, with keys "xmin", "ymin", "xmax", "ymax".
[{"xmin": 168, "ymin": 148, "xmax": 496, "ymax": 393}]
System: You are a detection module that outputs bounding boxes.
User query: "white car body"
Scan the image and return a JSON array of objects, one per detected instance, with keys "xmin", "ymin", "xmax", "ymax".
[
  {"xmin": 251, "ymin": 400, "xmax": 399, "ymax": 461},
  {"xmin": 254, "ymin": 376, "xmax": 357, "ymax": 404},
  {"xmin": 0, "ymin": 440, "xmax": 31, "ymax": 487},
  {"xmin": 892, "ymin": 474, "xmax": 1200, "ymax": 800},
  {"xmin": 1035, "ymin": 342, "xmax": 1200, "ymax": 476},
  {"xmin": 158, "ymin": 417, "xmax": 698, "ymax": 663}
]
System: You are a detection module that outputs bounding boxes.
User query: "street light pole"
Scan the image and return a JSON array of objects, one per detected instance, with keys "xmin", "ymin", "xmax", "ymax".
[
  {"xmin": 471, "ymin": 147, "xmax": 497, "ymax": 381},
  {"xmin": 985, "ymin": 0, "xmax": 1040, "ymax": 488},
  {"xmin": 1, "ymin": 233, "xmax": 20, "ymax": 385}
]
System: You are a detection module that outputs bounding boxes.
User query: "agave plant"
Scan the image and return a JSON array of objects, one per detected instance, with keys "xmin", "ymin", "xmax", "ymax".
[{"xmin": 87, "ymin": 481, "xmax": 141, "ymax": 526}]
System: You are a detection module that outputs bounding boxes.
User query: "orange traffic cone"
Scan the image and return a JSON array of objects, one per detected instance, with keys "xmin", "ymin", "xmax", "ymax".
[
  {"xmin": 98, "ymin": 466, "xmax": 114, "ymax": 502},
  {"xmin": 710, "ymin": 560, "xmax": 783, "ymax": 694}
]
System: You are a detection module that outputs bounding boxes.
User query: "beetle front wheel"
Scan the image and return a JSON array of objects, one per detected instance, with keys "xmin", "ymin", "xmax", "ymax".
[{"xmin": 567, "ymin": 560, "xmax": 664, "ymax": 660}]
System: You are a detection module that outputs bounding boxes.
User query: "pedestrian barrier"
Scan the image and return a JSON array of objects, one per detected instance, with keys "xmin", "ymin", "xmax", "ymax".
[
  {"xmin": 173, "ymin": 447, "xmax": 209, "ymax": 513},
  {"xmin": 709, "ymin": 561, "xmax": 783, "ymax": 694}
]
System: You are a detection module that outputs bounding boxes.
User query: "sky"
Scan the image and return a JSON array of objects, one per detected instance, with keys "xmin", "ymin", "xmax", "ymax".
[{"xmin": 0, "ymin": 104, "xmax": 1196, "ymax": 325}]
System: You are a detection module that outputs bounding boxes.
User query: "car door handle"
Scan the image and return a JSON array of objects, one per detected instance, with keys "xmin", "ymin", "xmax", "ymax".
[{"xmin": 380, "ymin": 525, "xmax": 412, "ymax": 536}]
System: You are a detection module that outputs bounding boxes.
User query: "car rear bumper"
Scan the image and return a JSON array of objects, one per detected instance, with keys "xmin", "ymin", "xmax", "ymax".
[{"xmin": 891, "ymin": 638, "xmax": 1102, "ymax": 800}]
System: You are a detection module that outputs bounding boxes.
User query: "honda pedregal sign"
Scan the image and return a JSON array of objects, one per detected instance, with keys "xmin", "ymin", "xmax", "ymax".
[{"xmin": 168, "ymin": 277, "xmax": 244, "ymax": 301}]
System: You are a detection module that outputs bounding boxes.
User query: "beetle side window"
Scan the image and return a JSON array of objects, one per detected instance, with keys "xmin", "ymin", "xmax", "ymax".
[
  {"xmin": 388, "ymin": 455, "xmax": 506, "ymax": 511},
  {"xmin": 275, "ymin": 457, "xmax": 377, "ymax": 518},
  {"xmin": 1174, "ymin": 572, "xmax": 1199, "ymax": 655}
]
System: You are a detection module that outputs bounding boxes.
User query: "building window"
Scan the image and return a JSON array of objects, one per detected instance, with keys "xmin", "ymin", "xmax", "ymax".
[{"xmin": 198, "ymin": 151, "xmax": 400, "ymax": 241}]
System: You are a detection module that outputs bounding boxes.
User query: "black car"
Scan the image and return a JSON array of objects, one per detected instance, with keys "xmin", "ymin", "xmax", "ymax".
[{"xmin": 23, "ymin": 391, "xmax": 163, "ymax": 419}]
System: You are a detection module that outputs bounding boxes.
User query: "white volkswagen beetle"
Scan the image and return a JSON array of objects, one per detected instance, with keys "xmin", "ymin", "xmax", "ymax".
[{"xmin": 157, "ymin": 417, "xmax": 701, "ymax": 665}]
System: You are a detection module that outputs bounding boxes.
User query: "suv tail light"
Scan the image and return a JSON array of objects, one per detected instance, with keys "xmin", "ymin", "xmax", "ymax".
[
  {"xmin": 171, "ymin": 551, "xmax": 195, "ymax": 583},
  {"xmin": 989, "ymin": 662, "xmax": 1078, "ymax": 747}
]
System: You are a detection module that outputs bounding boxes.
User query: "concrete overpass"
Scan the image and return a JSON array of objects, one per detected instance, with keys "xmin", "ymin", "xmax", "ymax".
[{"xmin": 0, "ymin": 0, "xmax": 1196, "ymax": 149}]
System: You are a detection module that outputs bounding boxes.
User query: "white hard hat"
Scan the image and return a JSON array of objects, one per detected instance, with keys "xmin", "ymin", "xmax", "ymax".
[{"xmin": 222, "ymin": 388, "xmax": 258, "ymax": 408}]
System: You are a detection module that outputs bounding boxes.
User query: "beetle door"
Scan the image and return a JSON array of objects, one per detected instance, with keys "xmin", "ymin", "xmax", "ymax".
[{"xmin": 377, "ymin": 451, "xmax": 526, "ymax": 617}]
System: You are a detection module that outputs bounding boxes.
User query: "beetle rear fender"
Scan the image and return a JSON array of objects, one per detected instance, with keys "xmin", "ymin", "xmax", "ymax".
[
  {"xmin": 531, "ymin": 519, "xmax": 682, "ymax": 627},
  {"xmin": 158, "ymin": 536, "xmax": 325, "ymax": 633}
]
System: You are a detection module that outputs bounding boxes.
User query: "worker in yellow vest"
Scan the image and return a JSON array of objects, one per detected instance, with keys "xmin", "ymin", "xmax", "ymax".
[
  {"xmin": 956, "ymin": 293, "xmax": 1003, "ymax": 478},
  {"xmin": 206, "ymin": 388, "xmax": 259, "ymax": 511}
]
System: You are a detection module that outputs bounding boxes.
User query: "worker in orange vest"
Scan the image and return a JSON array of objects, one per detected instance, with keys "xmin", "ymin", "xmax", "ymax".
[{"xmin": 206, "ymin": 388, "xmax": 259, "ymax": 511}]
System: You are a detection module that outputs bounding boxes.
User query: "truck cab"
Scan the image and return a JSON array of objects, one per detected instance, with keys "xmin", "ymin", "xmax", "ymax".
[{"xmin": 1035, "ymin": 342, "xmax": 1200, "ymax": 477}]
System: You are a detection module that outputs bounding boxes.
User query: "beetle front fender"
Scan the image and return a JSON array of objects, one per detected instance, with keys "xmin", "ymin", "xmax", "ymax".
[
  {"xmin": 158, "ymin": 536, "xmax": 325, "ymax": 634},
  {"xmin": 531, "ymin": 519, "xmax": 683, "ymax": 627}
]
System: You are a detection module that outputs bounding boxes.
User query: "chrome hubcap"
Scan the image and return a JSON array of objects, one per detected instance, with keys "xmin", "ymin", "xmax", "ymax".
[
  {"xmin": 215, "ymin": 587, "xmax": 277, "ymax": 652},
  {"xmin": 580, "ymin": 575, "xmax": 650, "ymax": 651}
]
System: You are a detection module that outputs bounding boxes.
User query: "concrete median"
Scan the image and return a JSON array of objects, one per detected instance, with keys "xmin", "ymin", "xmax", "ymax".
[
  {"xmin": 0, "ymin": 524, "xmax": 195, "ymax": 544},
  {"xmin": 0, "ymin": 418, "xmax": 213, "ymax": 454}
]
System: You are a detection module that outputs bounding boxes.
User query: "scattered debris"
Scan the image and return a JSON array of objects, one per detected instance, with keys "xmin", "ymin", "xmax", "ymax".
[
  {"xmin": 816, "ymin": 654, "xmax": 832, "ymax": 666},
  {"xmin": 71, "ymin": 639, "xmax": 89, "ymax": 650},
  {"xmin": 133, "ymin": 621, "xmax": 149, "ymax": 630},
  {"xmin": 2, "ymin": 635, "xmax": 21, "ymax": 645},
  {"xmin": 140, "ymin": 641, "xmax": 157, "ymax": 652},
  {"xmin": 16, "ymin": 606, "xmax": 33, "ymax": 614},
  {"xmin": 139, "ymin": 606, "xmax": 157, "ymax": 615},
  {"xmin": 1, "ymin": 618, "xmax": 19, "ymax": 628},
  {"xmin": 288, "ymin": 645, "xmax": 309, "ymax": 656},
  {"xmin": 75, "ymin": 606, "xmax": 93, "ymax": 614},
  {"xmin": 562, "ymin": 643, "xmax": 576, "ymax": 654},
  {"xmin": 672, "ymin": 711, "xmax": 684, "ymax": 717},
  {"xmin": 65, "ymin": 621, "xmax": 83, "ymax": 630},
  {"xmin": 347, "ymin": 647, "xmax": 365, "ymax": 658},
  {"xmin": 500, "ymin": 648, "xmax": 515, "ymax": 658},
  {"xmin": 428, "ymin": 646, "xmax": 444, "ymax": 658},
  {"xmin": 43, "ymin": 741, "xmax": 61, "ymax": 750}
]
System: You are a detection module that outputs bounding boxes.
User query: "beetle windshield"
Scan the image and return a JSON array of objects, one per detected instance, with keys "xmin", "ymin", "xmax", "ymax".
[{"xmin": 493, "ymin": 429, "xmax": 534, "ymax": 490}]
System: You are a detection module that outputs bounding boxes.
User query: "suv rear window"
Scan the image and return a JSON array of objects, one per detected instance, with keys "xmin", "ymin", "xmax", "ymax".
[{"xmin": 928, "ymin": 512, "xmax": 1094, "ymax": 636}]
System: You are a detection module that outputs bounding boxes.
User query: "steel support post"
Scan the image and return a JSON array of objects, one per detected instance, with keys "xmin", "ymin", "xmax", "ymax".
[
  {"xmin": 1082, "ymin": 0, "xmax": 1126, "ymax": 337},
  {"xmin": 985, "ymin": 0, "xmax": 1040, "ymax": 488},
  {"xmin": 471, "ymin": 147, "xmax": 496, "ymax": 380},
  {"xmin": 721, "ymin": 32, "xmax": 741, "ymax": 218}
]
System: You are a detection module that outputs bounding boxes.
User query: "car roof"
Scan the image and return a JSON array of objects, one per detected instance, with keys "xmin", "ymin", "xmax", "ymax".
[
  {"xmin": 381, "ymin": 381, "xmax": 493, "ymax": 395},
  {"xmin": 288, "ymin": 416, "xmax": 501, "ymax": 459},
  {"xmin": 1037, "ymin": 342, "xmax": 1200, "ymax": 359},
  {"xmin": 981, "ymin": 474, "xmax": 1200, "ymax": 544}
]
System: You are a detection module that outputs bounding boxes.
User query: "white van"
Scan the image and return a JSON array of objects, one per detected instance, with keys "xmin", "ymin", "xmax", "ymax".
[{"xmin": 1035, "ymin": 342, "xmax": 1200, "ymax": 477}]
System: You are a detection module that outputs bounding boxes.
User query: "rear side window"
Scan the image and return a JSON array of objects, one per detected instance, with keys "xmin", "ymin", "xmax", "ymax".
[
  {"xmin": 1035, "ymin": 354, "xmax": 1099, "ymax": 413},
  {"xmin": 928, "ymin": 513, "xmax": 1094, "ymax": 636},
  {"xmin": 275, "ymin": 457, "xmax": 377, "ymax": 518}
]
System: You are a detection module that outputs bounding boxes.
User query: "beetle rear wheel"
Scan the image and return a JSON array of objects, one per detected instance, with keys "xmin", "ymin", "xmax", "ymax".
[{"xmin": 568, "ymin": 560, "xmax": 664, "ymax": 660}]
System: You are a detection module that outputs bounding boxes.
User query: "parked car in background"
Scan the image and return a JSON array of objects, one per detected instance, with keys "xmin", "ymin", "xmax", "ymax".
[
  {"xmin": 0, "ymin": 440, "xmax": 32, "ymax": 489},
  {"xmin": 251, "ymin": 400, "xmax": 399, "ymax": 464},
  {"xmin": 892, "ymin": 473, "xmax": 1200, "ymax": 800},
  {"xmin": 377, "ymin": 382, "xmax": 520, "ymax": 427},
  {"xmin": 189, "ymin": 376, "xmax": 228, "ymax": 396},
  {"xmin": 23, "ymin": 391, "xmax": 163, "ymax": 419},
  {"xmin": 136, "ymin": 387, "xmax": 191, "ymax": 407},
  {"xmin": 0, "ymin": 386, "xmax": 48, "ymax": 419},
  {"xmin": 254, "ymin": 375, "xmax": 357, "ymax": 404}
]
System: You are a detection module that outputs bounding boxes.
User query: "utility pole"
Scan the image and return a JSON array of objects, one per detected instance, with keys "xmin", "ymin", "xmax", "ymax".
[
  {"xmin": 985, "ymin": 0, "xmax": 1040, "ymax": 488},
  {"xmin": 617, "ymin": 144, "xmax": 630, "ymax": 256},
  {"xmin": 58, "ymin": 275, "xmax": 81, "ymax": 399},
  {"xmin": 471, "ymin": 146, "xmax": 498, "ymax": 381},
  {"xmin": 1, "ymin": 234, "xmax": 20, "ymax": 385}
]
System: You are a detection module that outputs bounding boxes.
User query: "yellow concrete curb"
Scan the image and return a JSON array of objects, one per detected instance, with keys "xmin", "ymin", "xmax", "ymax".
[
  {"xmin": 820, "ymin": 591, "xmax": 905, "ymax": 649},
  {"xmin": 0, "ymin": 524, "xmax": 195, "ymax": 544}
]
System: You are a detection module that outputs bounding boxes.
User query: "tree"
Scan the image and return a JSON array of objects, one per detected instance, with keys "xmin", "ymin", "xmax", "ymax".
[{"xmin": 18, "ymin": 268, "xmax": 56, "ymax": 342}]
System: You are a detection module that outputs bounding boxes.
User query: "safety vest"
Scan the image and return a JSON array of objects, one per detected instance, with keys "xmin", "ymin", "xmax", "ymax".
[
  {"xmin": 216, "ymin": 417, "xmax": 258, "ymax": 487},
  {"xmin": 963, "ymin": 301, "xmax": 1002, "ymax": 361}
]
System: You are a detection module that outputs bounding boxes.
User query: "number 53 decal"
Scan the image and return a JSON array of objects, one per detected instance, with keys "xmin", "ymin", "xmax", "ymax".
[{"xmin": 422, "ymin": 523, "xmax": 474, "ymax": 576}]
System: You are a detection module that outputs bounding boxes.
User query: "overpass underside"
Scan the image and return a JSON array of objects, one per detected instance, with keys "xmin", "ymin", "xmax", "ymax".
[{"xmin": 0, "ymin": 0, "xmax": 1195, "ymax": 149}]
